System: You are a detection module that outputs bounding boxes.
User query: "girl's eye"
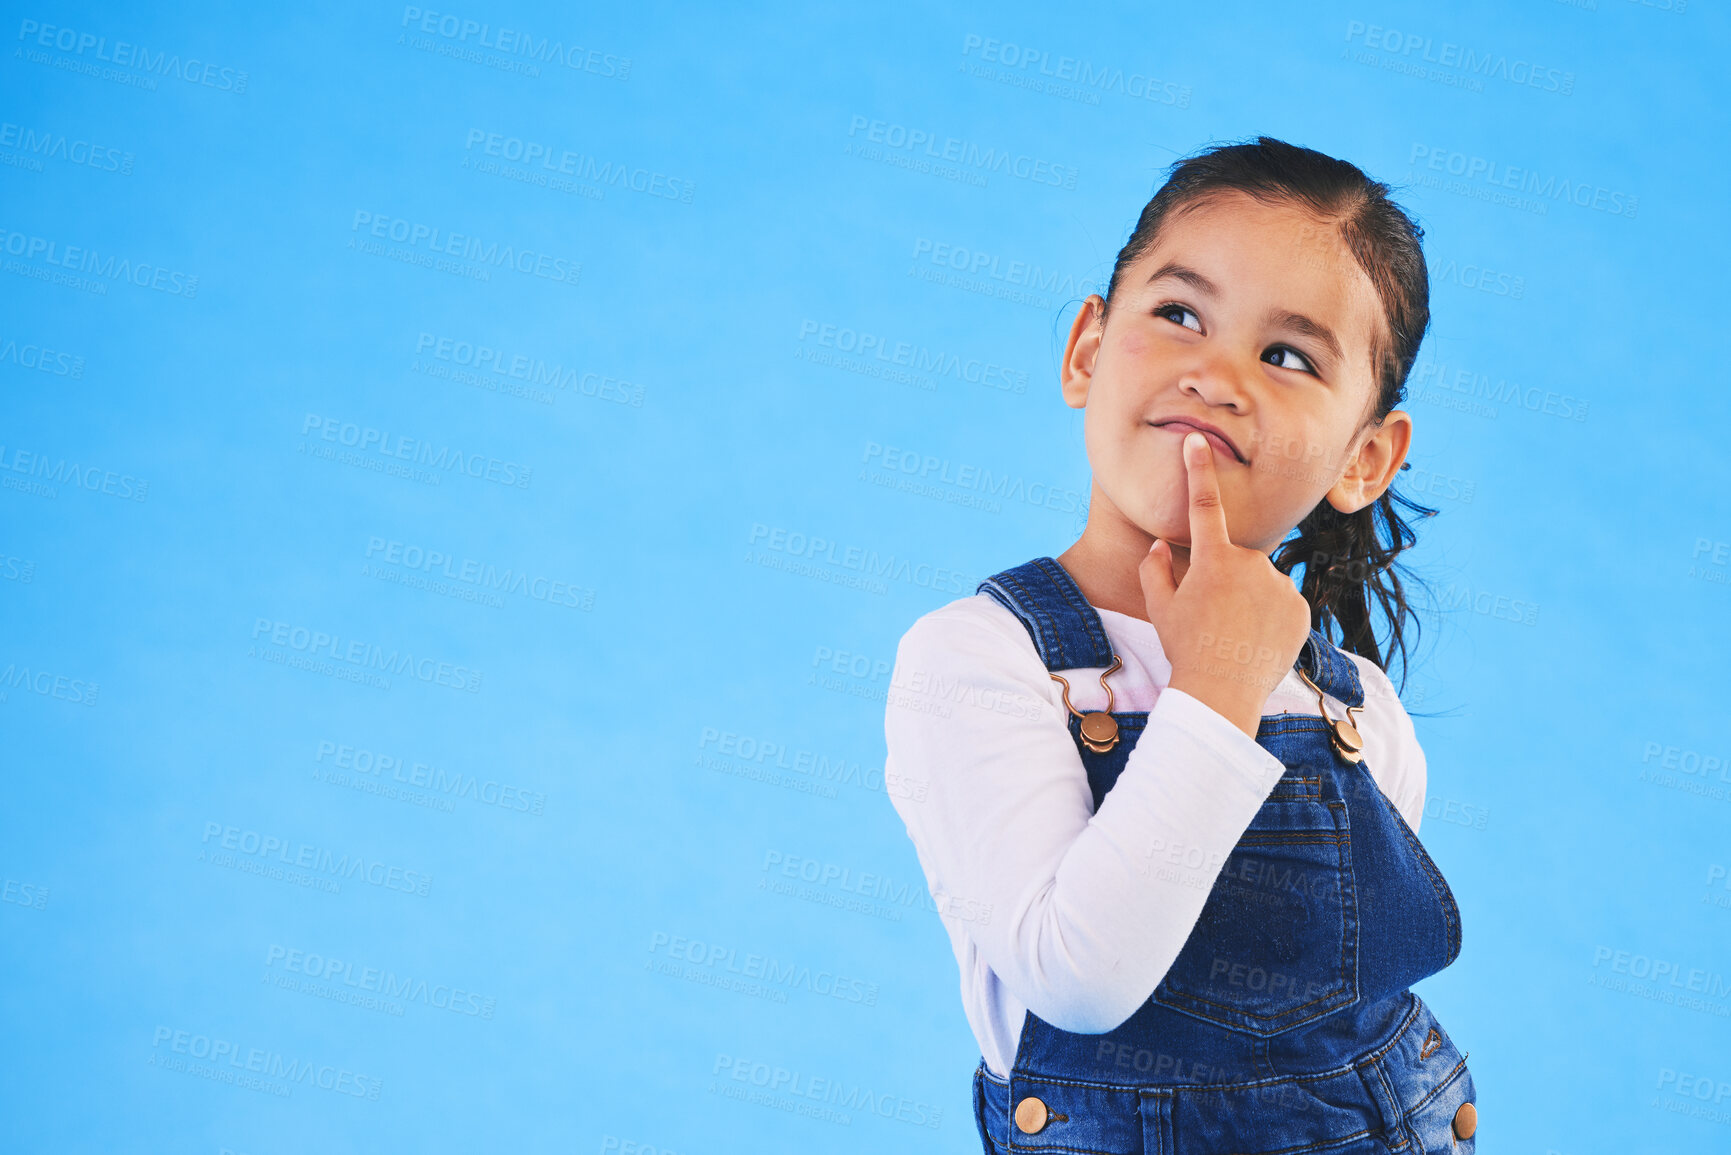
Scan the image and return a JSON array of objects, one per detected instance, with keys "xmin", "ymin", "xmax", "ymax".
[
  {"xmin": 1263, "ymin": 345, "xmax": 1317, "ymax": 375},
  {"xmin": 1155, "ymin": 303, "xmax": 1202, "ymax": 333}
]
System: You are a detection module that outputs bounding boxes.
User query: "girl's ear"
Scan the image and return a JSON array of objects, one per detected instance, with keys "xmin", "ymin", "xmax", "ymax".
[
  {"xmin": 1326, "ymin": 408, "xmax": 1413, "ymax": 514},
  {"xmin": 1061, "ymin": 295, "xmax": 1106, "ymax": 409}
]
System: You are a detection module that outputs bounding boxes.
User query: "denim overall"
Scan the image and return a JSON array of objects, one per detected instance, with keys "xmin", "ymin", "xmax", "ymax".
[{"xmin": 970, "ymin": 558, "xmax": 1475, "ymax": 1155}]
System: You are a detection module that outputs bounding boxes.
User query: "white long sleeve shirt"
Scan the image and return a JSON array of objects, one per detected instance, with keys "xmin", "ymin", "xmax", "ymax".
[{"xmin": 882, "ymin": 592, "xmax": 1427, "ymax": 1079}]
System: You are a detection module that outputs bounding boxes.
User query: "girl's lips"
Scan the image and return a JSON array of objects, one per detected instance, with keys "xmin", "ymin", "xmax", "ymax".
[{"xmin": 1149, "ymin": 419, "xmax": 1247, "ymax": 464}]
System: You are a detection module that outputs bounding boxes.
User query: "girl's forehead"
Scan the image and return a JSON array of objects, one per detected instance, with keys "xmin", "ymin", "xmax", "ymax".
[{"xmin": 1149, "ymin": 194, "xmax": 1360, "ymax": 283}]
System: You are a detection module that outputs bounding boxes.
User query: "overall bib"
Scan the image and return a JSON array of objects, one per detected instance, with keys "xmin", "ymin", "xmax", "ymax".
[{"xmin": 970, "ymin": 558, "xmax": 1475, "ymax": 1155}]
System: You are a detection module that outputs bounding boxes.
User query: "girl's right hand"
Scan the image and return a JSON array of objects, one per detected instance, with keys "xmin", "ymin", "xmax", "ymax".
[{"xmin": 1140, "ymin": 431, "xmax": 1314, "ymax": 738}]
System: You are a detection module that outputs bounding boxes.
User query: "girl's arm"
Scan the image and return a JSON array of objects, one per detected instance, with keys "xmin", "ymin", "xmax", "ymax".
[
  {"xmin": 884, "ymin": 601, "xmax": 1288, "ymax": 1035},
  {"xmin": 1352, "ymin": 656, "xmax": 1429, "ymax": 834}
]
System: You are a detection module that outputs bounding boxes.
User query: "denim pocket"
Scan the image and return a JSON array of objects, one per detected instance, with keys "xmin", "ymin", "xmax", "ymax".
[{"xmin": 1152, "ymin": 784, "xmax": 1360, "ymax": 1036}]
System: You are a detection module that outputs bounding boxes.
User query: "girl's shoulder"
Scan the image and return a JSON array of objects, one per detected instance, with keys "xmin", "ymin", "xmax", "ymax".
[
  {"xmin": 888, "ymin": 593, "xmax": 1070, "ymax": 729},
  {"xmin": 1335, "ymin": 650, "xmax": 1428, "ymax": 830},
  {"xmin": 897, "ymin": 592, "xmax": 1037, "ymax": 658},
  {"xmin": 1339, "ymin": 650, "xmax": 1416, "ymax": 726}
]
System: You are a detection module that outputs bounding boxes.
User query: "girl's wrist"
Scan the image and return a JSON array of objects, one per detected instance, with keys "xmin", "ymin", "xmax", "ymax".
[{"xmin": 1166, "ymin": 672, "xmax": 1269, "ymax": 739}]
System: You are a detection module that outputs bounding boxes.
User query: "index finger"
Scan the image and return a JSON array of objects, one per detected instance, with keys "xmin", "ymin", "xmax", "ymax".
[{"xmin": 1182, "ymin": 432, "xmax": 1232, "ymax": 553}]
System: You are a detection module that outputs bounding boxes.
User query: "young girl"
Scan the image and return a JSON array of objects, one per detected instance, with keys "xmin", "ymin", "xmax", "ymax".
[{"xmin": 884, "ymin": 138, "xmax": 1476, "ymax": 1155}]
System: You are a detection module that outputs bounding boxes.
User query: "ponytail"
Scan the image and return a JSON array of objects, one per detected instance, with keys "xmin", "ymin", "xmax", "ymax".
[{"xmin": 1272, "ymin": 485, "xmax": 1435, "ymax": 692}]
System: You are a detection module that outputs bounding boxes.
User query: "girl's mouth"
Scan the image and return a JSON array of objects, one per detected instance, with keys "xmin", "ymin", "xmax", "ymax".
[{"xmin": 1148, "ymin": 418, "xmax": 1247, "ymax": 464}]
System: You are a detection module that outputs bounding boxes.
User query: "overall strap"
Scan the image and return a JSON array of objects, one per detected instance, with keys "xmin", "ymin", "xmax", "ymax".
[
  {"xmin": 1296, "ymin": 630, "xmax": 1365, "ymax": 708},
  {"xmin": 976, "ymin": 558, "xmax": 1114, "ymax": 672},
  {"xmin": 980, "ymin": 557, "xmax": 1369, "ymax": 708}
]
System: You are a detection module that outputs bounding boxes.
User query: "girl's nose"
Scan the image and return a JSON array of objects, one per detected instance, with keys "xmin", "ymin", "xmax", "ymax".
[{"xmin": 1176, "ymin": 350, "xmax": 1253, "ymax": 412}]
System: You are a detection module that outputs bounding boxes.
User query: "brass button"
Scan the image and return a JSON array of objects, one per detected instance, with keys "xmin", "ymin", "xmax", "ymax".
[
  {"xmin": 1452, "ymin": 1101, "xmax": 1477, "ymax": 1140},
  {"xmin": 1014, "ymin": 1095, "xmax": 1049, "ymax": 1134},
  {"xmin": 1079, "ymin": 712, "xmax": 1119, "ymax": 753}
]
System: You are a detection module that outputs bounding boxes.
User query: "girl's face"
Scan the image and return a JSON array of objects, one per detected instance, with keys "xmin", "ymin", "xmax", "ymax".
[{"xmin": 1063, "ymin": 191, "xmax": 1411, "ymax": 554}]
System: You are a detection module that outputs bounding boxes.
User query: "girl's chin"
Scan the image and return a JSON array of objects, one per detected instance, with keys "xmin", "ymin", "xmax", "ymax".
[
  {"xmin": 1128, "ymin": 503, "xmax": 1279, "ymax": 553},
  {"xmin": 1130, "ymin": 510, "xmax": 1194, "ymax": 547}
]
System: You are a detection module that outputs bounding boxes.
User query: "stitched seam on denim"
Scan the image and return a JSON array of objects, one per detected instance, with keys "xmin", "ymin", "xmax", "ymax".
[
  {"xmin": 1155, "ymin": 786, "xmax": 1357, "ymax": 1031},
  {"xmin": 1300, "ymin": 635, "xmax": 1323, "ymax": 686},
  {"xmin": 1301, "ymin": 631, "xmax": 1367, "ymax": 707},
  {"xmin": 1005, "ymin": 1139, "xmax": 1122, "ymax": 1155},
  {"xmin": 1039, "ymin": 1036, "xmax": 1397, "ymax": 1094},
  {"xmin": 1356, "ymin": 994, "xmax": 1425, "ymax": 1068},
  {"xmin": 1159, "ymin": 979, "xmax": 1354, "ymax": 1021},
  {"xmin": 1003, "ymin": 565, "xmax": 1072, "ymax": 667},
  {"xmin": 1304, "ymin": 633, "xmax": 1341, "ymax": 700},
  {"xmin": 1010, "ymin": 1007, "xmax": 1040, "ymax": 1081},
  {"xmin": 1222, "ymin": 1126, "xmax": 1380, "ymax": 1155},
  {"xmin": 1355, "ymin": 1063, "xmax": 1404, "ymax": 1154},
  {"xmin": 1257, "ymin": 718, "xmax": 1336, "ymax": 740},
  {"xmin": 1165, "ymin": 1076, "xmax": 1387, "ymax": 1154},
  {"xmin": 1161, "ymin": 925, "xmax": 1355, "ymax": 1021},
  {"xmin": 1235, "ymin": 833, "xmax": 1347, "ymax": 845},
  {"xmin": 1331, "ymin": 799, "xmax": 1359, "ymax": 1023},
  {"xmin": 1001, "ymin": 1075, "xmax": 1135, "ymax": 1155},
  {"xmin": 982, "ymin": 559, "xmax": 1118, "ymax": 674},
  {"xmin": 1153, "ymin": 977, "xmax": 1353, "ymax": 1024},
  {"xmin": 1402, "ymin": 1057, "xmax": 1468, "ymax": 1117},
  {"xmin": 975, "ymin": 1064, "xmax": 1003, "ymax": 1155},
  {"xmin": 1322, "ymin": 640, "xmax": 1350, "ymax": 706},
  {"xmin": 1011, "ymin": 1071, "xmax": 1155, "ymax": 1092},
  {"xmin": 991, "ymin": 559, "xmax": 1110, "ymax": 672},
  {"xmin": 1071, "ymin": 712, "xmax": 1149, "ymax": 732},
  {"xmin": 1094, "ymin": 713, "xmax": 1364, "ymax": 734},
  {"xmin": 1016, "ymin": 999, "xmax": 1434, "ymax": 1095},
  {"xmin": 1370, "ymin": 773, "xmax": 1462, "ymax": 960},
  {"xmin": 993, "ymin": 570, "xmax": 1065, "ymax": 668},
  {"xmin": 1257, "ymin": 714, "xmax": 1364, "ymax": 746},
  {"xmin": 1034, "ymin": 556, "xmax": 1114, "ymax": 668},
  {"xmin": 1370, "ymin": 1073, "xmax": 1412, "ymax": 1149},
  {"xmin": 1006, "ymin": 568, "xmax": 1066, "ymax": 666},
  {"xmin": 1318, "ymin": 633, "xmax": 1366, "ymax": 707},
  {"xmin": 1268, "ymin": 776, "xmax": 1324, "ymax": 801},
  {"xmin": 1338, "ymin": 656, "xmax": 1364, "ymax": 705},
  {"xmin": 1019, "ymin": 1066, "xmax": 1366, "ymax": 1094},
  {"xmin": 1373, "ymin": 1062, "xmax": 1412, "ymax": 1151},
  {"xmin": 1164, "ymin": 822, "xmax": 1355, "ymax": 1025},
  {"xmin": 1014, "ymin": 561, "xmax": 1070, "ymax": 667}
]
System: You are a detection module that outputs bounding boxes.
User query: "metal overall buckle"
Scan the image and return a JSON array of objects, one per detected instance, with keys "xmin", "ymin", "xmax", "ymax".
[
  {"xmin": 1050, "ymin": 655, "xmax": 1122, "ymax": 754},
  {"xmin": 1296, "ymin": 664, "xmax": 1366, "ymax": 764}
]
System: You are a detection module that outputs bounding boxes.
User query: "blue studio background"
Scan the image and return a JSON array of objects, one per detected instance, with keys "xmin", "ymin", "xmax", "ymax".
[{"xmin": 3, "ymin": 2, "xmax": 1728, "ymax": 1152}]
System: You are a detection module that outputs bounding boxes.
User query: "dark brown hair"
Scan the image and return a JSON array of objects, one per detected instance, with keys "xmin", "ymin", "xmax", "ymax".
[{"xmin": 1102, "ymin": 136, "xmax": 1435, "ymax": 688}]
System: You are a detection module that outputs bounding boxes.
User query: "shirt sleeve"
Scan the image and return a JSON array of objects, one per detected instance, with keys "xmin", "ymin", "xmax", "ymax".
[
  {"xmin": 1352, "ymin": 657, "xmax": 1429, "ymax": 834},
  {"xmin": 883, "ymin": 602, "xmax": 1289, "ymax": 1035}
]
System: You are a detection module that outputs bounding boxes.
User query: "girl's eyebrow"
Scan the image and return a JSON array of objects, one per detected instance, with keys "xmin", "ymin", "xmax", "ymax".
[{"xmin": 1144, "ymin": 261, "xmax": 1219, "ymax": 296}]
